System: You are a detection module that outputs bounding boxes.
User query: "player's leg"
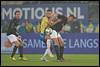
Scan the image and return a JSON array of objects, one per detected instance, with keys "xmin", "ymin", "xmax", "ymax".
[
  {"xmin": 41, "ymin": 38, "xmax": 54, "ymax": 61},
  {"xmin": 10, "ymin": 46, "xmax": 17, "ymax": 61},
  {"xmin": 46, "ymin": 39, "xmax": 54, "ymax": 57},
  {"xmin": 40, "ymin": 33, "xmax": 49, "ymax": 60},
  {"xmin": 18, "ymin": 46, "xmax": 27, "ymax": 60},
  {"xmin": 57, "ymin": 33, "xmax": 64, "ymax": 61},
  {"xmin": 50, "ymin": 30, "xmax": 60, "ymax": 61},
  {"xmin": 17, "ymin": 36, "xmax": 27, "ymax": 60},
  {"xmin": 10, "ymin": 40, "xmax": 21, "ymax": 61},
  {"xmin": 18, "ymin": 38, "xmax": 23, "ymax": 58},
  {"xmin": 7, "ymin": 34, "xmax": 20, "ymax": 61},
  {"xmin": 7, "ymin": 34, "xmax": 26, "ymax": 61},
  {"xmin": 41, "ymin": 48, "xmax": 49, "ymax": 61},
  {"xmin": 52, "ymin": 38, "xmax": 60, "ymax": 61},
  {"xmin": 41, "ymin": 35, "xmax": 49, "ymax": 61}
]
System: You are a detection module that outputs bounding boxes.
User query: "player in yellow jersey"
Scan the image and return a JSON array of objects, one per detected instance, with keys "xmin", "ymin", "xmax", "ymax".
[{"xmin": 40, "ymin": 10, "xmax": 54, "ymax": 61}]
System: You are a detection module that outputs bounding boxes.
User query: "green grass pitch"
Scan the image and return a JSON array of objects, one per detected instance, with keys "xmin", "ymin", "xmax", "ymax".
[{"xmin": 1, "ymin": 54, "xmax": 99, "ymax": 66}]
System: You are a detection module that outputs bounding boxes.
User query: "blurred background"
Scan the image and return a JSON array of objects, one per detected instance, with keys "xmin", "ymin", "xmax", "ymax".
[{"xmin": 1, "ymin": 1, "xmax": 99, "ymax": 33}]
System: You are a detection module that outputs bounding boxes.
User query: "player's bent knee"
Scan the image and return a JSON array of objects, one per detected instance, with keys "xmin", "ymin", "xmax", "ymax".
[{"xmin": 51, "ymin": 38, "xmax": 59, "ymax": 46}]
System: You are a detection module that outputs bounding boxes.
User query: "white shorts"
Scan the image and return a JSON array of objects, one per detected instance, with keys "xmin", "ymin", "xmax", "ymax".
[
  {"xmin": 7, "ymin": 34, "xmax": 18, "ymax": 43},
  {"xmin": 50, "ymin": 30, "xmax": 62, "ymax": 38}
]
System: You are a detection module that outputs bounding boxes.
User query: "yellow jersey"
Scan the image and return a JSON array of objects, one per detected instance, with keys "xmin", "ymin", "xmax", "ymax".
[{"xmin": 40, "ymin": 16, "xmax": 49, "ymax": 33}]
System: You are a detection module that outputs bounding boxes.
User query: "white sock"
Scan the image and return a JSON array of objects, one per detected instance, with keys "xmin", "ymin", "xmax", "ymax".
[
  {"xmin": 42, "ymin": 49, "xmax": 48, "ymax": 58},
  {"xmin": 46, "ymin": 39, "xmax": 53, "ymax": 55},
  {"xmin": 48, "ymin": 48, "xmax": 53, "ymax": 55},
  {"xmin": 42, "ymin": 39, "xmax": 53, "ymax": 58}
]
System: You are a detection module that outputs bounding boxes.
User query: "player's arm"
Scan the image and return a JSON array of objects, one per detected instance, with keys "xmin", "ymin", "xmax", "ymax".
[{"xmin": 40, "ymin": 17, "xmax": 48, "ymax": 33}]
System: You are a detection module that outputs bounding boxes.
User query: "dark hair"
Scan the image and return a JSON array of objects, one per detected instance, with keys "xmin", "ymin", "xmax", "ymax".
[
  {"xmin": 15, "ymin": 10, "xmax": 20, "ymax": 15},
  {"xmin": 47, "ymin": 9, "xmax": 52, "ymax": 12},
  {"xmin": 69, "ymin": 14, "xmax": 76, "ymax": 19}
]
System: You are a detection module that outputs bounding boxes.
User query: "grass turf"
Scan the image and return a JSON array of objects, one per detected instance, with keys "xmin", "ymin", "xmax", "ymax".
[{"xmin": 1, "ymin": 54, "xmax": 99, "ymax": 66}]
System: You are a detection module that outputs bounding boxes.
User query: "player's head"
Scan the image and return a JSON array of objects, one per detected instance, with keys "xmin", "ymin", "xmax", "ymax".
[
  {"xmin": 67, "ymin": 14, "xmax": 76, "ymax": 23},
  {"xmin": 46, "ymin": 9, "xmax": 52, "ymax": 18},
  {"xmin": 15, "ymin": 10, "xmax": 21, "ymax": 20}
]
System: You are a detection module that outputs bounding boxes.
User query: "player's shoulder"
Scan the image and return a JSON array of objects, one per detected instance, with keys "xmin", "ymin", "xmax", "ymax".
[
  {"xmin": 42, "ymin": 17, "xmax": 48, "ymax": 22},
  {"xmin": 42, "ymin": 16, "xmax": 48, "ymax": 20}
]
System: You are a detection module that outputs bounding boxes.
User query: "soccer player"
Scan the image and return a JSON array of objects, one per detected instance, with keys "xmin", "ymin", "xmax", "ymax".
[
  {"xmin": 6, "ymin": 10, "xmax": 27, "ymax": 61},
  {"xmin": 39, "ymin": 10, "xmax": 54, "ymax": 61},
  {"xmin": 49, "ymin": 12, "xmax": 67, "ymax": 62},
  {"xmin": 41, "ymin": 27, "xmax": 54, "ymax": 61}
]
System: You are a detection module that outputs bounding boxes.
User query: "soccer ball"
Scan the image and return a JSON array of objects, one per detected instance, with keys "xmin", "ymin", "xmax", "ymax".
[
  {"xmin": 45, "ymin": 28, "xmax": 52, "ymax": 34},
  {"xmin": 45, "ymin": 29, "xmax": 50, "ymax": 33}
]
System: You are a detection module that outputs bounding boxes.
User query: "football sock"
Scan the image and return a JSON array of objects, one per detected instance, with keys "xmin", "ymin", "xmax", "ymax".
[
  {"xmin": 11, "ymin": 46, "xmax": 17, "ymax": 57},
  {"xmin": 60, "ymin": 46, "xmax": 64, "ymax": 59},
  {"xmin": 19, "ymin": 46, "xmax": 23, "ymax": 58},
  {"xmin": 42, "ymin": 49, "xmax": 48, "ymax": 58},
  {"xmin": 54, "ymin": 45, "xmax": 60, "ymax": 60}
]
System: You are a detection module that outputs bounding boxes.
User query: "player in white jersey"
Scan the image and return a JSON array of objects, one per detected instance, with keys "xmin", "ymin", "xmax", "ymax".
[{"xmin": 40, "ymin": 27, "xmax": 54, "ymax": 61}]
